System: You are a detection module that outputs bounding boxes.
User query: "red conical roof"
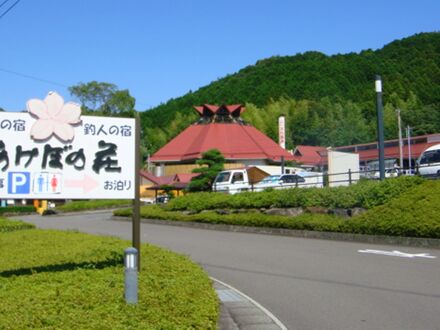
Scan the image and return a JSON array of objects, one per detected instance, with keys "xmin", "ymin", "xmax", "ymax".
[{"xmin": 150, "ymin": 122, "xmax": 294, "ymax": 163}]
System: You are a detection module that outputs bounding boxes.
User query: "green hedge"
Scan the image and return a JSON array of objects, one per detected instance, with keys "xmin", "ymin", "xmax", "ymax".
[
  {"xmin": 348, "ymin": 180, "xmax": 440, "ymax": 238},
  {"xmin": 166, "ymin": 176, "xmax": 424, "ymax": 212},
  {"xmin": 0, "ymin": 205, "xmax": 36, "ymax": 214},
  {"xmin": 56, "ymin": 199, "xmax": 131, "ymax": 212},
  {"xmin": 115, "ymin": 205, "xmax": 349, "ymax": 233},
  {"xmin": 0, "ymin": 230, "xmax": 218, "ymax": 329},
  {"xmin": 0, "ymin": 217, "xmax": 35, "ymax": 232},
  {"xmin": 114, "ymin": 179, "xmax": 440, "ymax": 238}
]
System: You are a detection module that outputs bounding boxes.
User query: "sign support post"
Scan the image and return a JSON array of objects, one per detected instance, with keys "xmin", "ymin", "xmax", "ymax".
[{"xmin": 132, "ymin": 113, "xmax": 141, "ymax": 270}]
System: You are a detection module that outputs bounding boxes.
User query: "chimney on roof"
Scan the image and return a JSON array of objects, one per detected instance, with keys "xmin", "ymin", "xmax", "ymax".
[{"xmin": 278, "ymin": 115, "xmax": 286, "ymax": 149}]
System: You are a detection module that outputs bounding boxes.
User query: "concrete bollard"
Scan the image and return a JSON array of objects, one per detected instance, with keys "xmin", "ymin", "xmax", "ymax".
[{"xmin": 124, "ymin": 247, "xmax": 138, "ymax": 304}]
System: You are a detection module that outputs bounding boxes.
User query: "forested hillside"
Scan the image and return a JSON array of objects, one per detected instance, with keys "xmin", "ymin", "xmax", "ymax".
[{"xmin": 141, "ymin": 32, "xmax": 440, "ymax": 153}]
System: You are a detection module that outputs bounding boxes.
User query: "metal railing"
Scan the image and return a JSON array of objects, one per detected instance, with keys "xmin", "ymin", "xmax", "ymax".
[{"xmin": 213, "ymin": 164, "xmax": 440, "ymax": 194}]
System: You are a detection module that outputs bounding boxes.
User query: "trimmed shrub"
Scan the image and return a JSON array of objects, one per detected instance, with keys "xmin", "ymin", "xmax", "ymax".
[
  {"xmin": 0, "ymin": 205, "xmax": 36, "ymax": 214},
  {"xmin": 0, "ymin": 229, "xmax": 218, "ymax": 329},
  {"xmin": 115, "ymin": 205, "xmax": 348, "ymax": 233},
  {"xmin": 165, "ymin": 176, "xmax": 424, "ymax": 211},
  {"xmin": 114, "ymin": 179, "xmax": 440, "ymax": 238},
  {"xmin": 348, "ymin": 180, "xmax": 440, "ymax": 238},
  {"xmin": 0, "ymin": 217, "xmax": 35, "ymax": 232},
  {"xmin": 56, "ymin": 199, "xmax": 131, "ymax": 212}
]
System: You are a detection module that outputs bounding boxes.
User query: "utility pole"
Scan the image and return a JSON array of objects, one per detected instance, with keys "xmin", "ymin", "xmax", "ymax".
[
  {"xmin": 407, "ymin": 126, "xmax": 412, "ymax": 174},
  {"xmin": 396, "ymin": 109, "xmax": 404, "ymax": 171},
  {"xmin": 375, "ymin": 75, "xmax": 385, "ymax": 180}
]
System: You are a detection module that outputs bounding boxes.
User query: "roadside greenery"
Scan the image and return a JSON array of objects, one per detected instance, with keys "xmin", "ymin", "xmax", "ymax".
[
  {"xmin": 114, "ymin": 176, "xmax": 440, "ymax": 238},
  {"xmin": 0, "ymin": 217, "xmax": 35, "ymax": 232},
  {"xmin": 166, "ymin": 176, "xmax": 424, "ymax": 212},
  {"xmin": 56, "ymin": 199, "xmax": 131, "ymax": 212},
  {"xmin": 348, "ymin": 180, "xmax": 440, "ymax": 238},
  {"xmin": 0, "ymin": 229, "xmax": 218, "ymax": 329},
  {"xmin": 115, "ymin": 205, "xmax": 348, "ymax": 232},
  {"xmin": 0, "ymin": 205, "xmax": 35, "ymax": 214}
]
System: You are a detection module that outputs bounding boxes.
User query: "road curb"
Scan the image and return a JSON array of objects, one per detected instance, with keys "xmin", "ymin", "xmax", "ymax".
[
  {"xmin": 112, "ymin": 216, "xmax": 440, "ymax": 249},
  {"xmin": 212, "ymin": 277, "xmax": 288, "ymax": 330}
]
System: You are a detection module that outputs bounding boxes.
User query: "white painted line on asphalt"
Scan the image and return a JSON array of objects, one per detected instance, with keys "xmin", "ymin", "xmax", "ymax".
[
  {"xmin": 211, "ymin": 277, "xmax": 288, "ymax": 330},
  {"xmin": 358, "ymin": 249, "xmax": 437, "ymax": 259}
]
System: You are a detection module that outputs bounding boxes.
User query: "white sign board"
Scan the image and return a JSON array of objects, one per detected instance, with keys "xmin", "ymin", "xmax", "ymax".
[
  {"xmin": 0, "ymin": 92, "xmax": 135, "ymax": 199},
  {"xmin": 327, "ymin": 150, "xmax": 360, "ymax": 187}
]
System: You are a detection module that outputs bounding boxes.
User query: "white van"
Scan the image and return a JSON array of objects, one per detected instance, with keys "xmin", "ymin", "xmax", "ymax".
[
  {"xmin": 212, "ymin": 169, "xmax": 251, "ymax": 194},
  {"xmin": 417, "ymin": 144, "xmax": 440, "ymax": 177}
]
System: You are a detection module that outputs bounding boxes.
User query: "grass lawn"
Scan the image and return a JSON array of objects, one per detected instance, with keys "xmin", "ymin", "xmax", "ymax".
[
  {"xmin": 0, "ymin": 216, "xmax": 35, "ymax": 232},
  {"xmin": 0, "ymin": 222, "xmax": 218, "ymax": 329}
]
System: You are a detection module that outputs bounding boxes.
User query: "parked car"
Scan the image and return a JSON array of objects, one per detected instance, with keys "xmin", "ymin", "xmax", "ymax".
[
  {"xmin": 417, "ymin": 144, "xmax": 440, "ymax": 177},
  {"xmin": 253, "ymin": 174, "xmax": 304, "ymax": 192},
  {"xmin": 140, "ymin": 197, "xmax": 155, "ymax": 204},
  {"xmin": 371, "ymin": 168, "xmax": 400, "ymax": 179},
  {"xmin": 155, "ymin": 196, "xmax": 169, "ymax": 204}
]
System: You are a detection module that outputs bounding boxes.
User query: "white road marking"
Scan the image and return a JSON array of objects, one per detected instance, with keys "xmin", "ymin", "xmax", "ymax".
[{"xmin": 358, "ymin": 249, "xmax": 437, "ymax": 259}]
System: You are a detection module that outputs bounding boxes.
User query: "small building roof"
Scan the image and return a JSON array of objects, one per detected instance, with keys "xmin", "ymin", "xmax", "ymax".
[
  {"xmin": 139, "ymin": 170, "xmax": 164, "ymax": 185},
  {"xmin": 144, "ymin": 172, "xmax": 200, "ymax": 191},
  {"xmin": 292, "ymin": 145, "xmax": 327, "ymax": 166},
  {"xmin": 174, "ymin": 173, "xmax": 199, "ymax": 183}
]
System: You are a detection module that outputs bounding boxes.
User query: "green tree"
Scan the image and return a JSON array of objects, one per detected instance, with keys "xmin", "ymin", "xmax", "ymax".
[
  {"xmin": 104, "ymin": 90, "xmax": 136, "ymax": 116},
  {"xmin": 187, "ymin": 149, "xmax": 225, "ymax": 192},
  {"xmin": 69, "ymin": 81, "xmax": 136, "ymax": 116},
  {"xmin": 69, "ymin": 81, "xmax": 116, "ymax": 112}
]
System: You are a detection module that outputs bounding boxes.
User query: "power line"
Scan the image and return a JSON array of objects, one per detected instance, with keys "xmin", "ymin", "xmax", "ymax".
[
  {"xmin": 0, "ymin": 0, "xmax": 11, "ymax": 9},
  {"xmin": 0, "ymin": 0, "xmax": 21, "ymax": 20},
  {"xmin": 0, "ymin": 67, "xmax": 154, "ymax": 109},
  {"xmin": 0, "ymin": 67, "xmax": 69, "ymax": 88}
]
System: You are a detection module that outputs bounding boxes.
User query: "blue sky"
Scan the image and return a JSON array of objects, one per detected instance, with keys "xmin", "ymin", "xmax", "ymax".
[{"xmin": 0, "ymin": 0, "xmax": 439, "ymax": 111}]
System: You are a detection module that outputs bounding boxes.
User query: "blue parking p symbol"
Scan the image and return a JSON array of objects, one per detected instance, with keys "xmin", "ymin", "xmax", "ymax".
[{"xmin": 8, "ymin": 172, "xmax": 30, "ymax": 194}]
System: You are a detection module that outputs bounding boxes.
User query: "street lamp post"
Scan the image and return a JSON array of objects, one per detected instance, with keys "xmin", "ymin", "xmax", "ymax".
[
  {"xmin": 407, "ymin": 126, "xmax": 412, "ymax": 173},
  {"xmin": 396, "ymin": 109, "xmax": 404, "ymax": 171},
  {"xmin": 375, "ymin": 75, "xmax": 385, "ymax": 180}
]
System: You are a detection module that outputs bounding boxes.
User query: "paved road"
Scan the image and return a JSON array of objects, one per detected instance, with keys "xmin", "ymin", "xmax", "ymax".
[{"xmin": 16, "ymin": 211, "xmax": 440, "ymax": 330}]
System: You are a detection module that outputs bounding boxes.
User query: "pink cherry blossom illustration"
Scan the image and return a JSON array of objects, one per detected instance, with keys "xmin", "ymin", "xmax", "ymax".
[{"xmin": 27, "ymin": 91, "xmax": 81, "ymax": 142}]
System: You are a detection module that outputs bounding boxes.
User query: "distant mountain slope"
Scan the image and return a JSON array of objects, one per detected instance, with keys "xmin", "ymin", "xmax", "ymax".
[{"xmin": 141, "ymin": 32, "xmax": 440, "ymax": 153}]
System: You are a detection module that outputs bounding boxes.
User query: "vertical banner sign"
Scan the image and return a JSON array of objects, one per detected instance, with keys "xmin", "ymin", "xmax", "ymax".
[
  {"xmin": 278, "ymin": 115, "xmax": 286, "ymax": 149},
  {"xmin": 0, "ymin": 92, "xmax": 135, "ymax": 200}
]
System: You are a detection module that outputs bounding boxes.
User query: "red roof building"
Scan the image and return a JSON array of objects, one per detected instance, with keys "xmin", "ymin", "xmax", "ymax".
[
  {"xmin": 291, "ymin": 133, "xmax": 440, "ymax": 169},
  {"xmin": 139, "ymin": 170, "xmax": 199, "ymax": 198},
  {"xmin": 292, "ymin": 145, "xmax": 328, "ymax": 168},
  {"xmin": 150, "ymin": 104, "xmax": 294, "ymax": 175},
  {"xmin": 334, "ymin": 134, "xmax": 440, "ymax": 164}
]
